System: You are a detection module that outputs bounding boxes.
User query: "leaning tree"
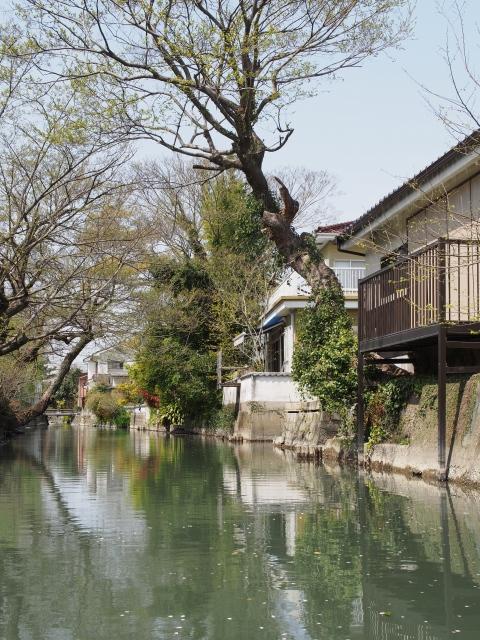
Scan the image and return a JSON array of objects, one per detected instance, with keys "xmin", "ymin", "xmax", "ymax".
[
  {"xmin": 0, "ymin": 55, "xmax": 146, "ymax": 426},
  {"xmin": 22, "ymin": 0, "xmax": 412, "ymax": 292}
]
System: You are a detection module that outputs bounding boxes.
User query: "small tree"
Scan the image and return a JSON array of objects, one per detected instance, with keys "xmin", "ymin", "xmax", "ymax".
[
  {"xmin": 86, "ymin": 387, "xmax": 130, "ymax": 427},
  {"xmin": 0, "ymin": 41, "xmax": 148, "ymax": 428}
]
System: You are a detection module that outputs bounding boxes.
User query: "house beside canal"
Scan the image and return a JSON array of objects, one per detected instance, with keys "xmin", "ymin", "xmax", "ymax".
[
  {"xmin": 339, "ymin": 130, "xmax": 480, "ymax": 482},
  {"xmin": 224, "ymin": 223, "xmax": 366, "ymax": 441},
  {"xmin": 78, "ymin": 346, "xmax": 133, "ymax": 409}
]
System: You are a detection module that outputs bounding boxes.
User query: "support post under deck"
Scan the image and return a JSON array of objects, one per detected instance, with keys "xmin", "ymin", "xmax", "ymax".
[
  {"xmin": 437, "ymin": 238, "xmax": 447, "ymax": 481},
  {"xmin": 357, "ymin": 351, "xmax": 365, "ymax": 464},
  {"xmin": 438, "ymin": 326, "xmax": 447, "ymax": 480}
]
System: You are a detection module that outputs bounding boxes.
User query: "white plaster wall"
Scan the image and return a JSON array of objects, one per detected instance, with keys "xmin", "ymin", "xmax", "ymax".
[
  {"xmin": 238, "ymin": 373, "xmax": 304, "ymax": 404},
  {"xmin": 222, "ymin": 385, "xmax": 238, "ymax": 406},
  {"xmin": 283, "ymin": 321, "xmax": 294, "ymax": 373},
  {"xmin": 87, "ymin": 361, "xmax": 97, "ymax": 380},
  {"xmin": 223, "ymin": 373, "xmax": 306, "ymax": 406}
]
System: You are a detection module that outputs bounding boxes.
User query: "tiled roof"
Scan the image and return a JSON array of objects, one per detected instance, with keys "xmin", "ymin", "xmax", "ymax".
[{"xmin": 315, "ymin": 221, "xmax": 353, "ymax": 234}]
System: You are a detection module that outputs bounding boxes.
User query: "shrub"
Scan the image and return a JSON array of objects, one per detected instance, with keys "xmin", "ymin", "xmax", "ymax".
[
  {"xmin": 131, "ymin": 338, "xmax": 220, "ymax": 423},
  {"xmin": 86, "ymin": 387, "xmax": 130, "ymax": 427},
  {"xmin": 112, "ymin": 406, "xmax": 131, "ymax": 429},
  {"xmin": 364, "ymin": 376, "xmax": 418, "ymax": 450},
  {"xmin": 211, "ymin": 405, "xmax": 237, "ymax": 433},
  {"xmin": 149, "ymin": 403, "xmax": 184, "ymax": 429},
  {"xmin": 292, "ymin": 286, "xmax": 357, "ymax": 431}
]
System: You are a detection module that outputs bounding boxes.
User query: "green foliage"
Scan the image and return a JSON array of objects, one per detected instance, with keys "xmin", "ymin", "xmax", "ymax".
[
  {"xmin": 364, "ymin": 374, "xmax": 476, "ymax": 451},
  {"xmin": 112, "ymin": 406, "xmax": 130, "ymax": 429},
  {"xmin": 85, "ymin": 386, "xmax": 130, "ymax": 427},
  {"xmin": 202, "ymin": 173, "xmax": 268, "ymax": 262},
  {"xmin": 51, "ymin": 367, "xmax": 82, "ymax": 410},
  {"xmin": 291, "ymin": 286, "xmax": 357, "ymax": 427},
  {"xmin": 115, "ymin": 379, "xmax": 144, "ymax": 405},
  {"xmin": 131, "ymin": 338, "xmax": 220, "ymax": 424},
  {"xmin": 149, "ymin": 403, "xmax": 184, "ymax": 428},
  {"xmin": 133, "ymin": 172, "xmax": 281, "ymax": 425},
  {"xmin": 152, "ymin": 257, "xmax": 212, "ymax": 297},
  {"xmin": 364, "ymin": 376, "xmax": 418, "ymax": 450},
  {"xmin": 211, "ymin": 405, "xmax": 237, "ymax": 433}
]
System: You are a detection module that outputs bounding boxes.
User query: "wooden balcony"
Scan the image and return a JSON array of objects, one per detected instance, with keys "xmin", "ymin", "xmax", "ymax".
[
  {"xmin": 357, "ymin": 238, "xmax": 480, "ymax": 478},
  {"xmin": 358, "ymin": 238, "xmax": 480, "ymax": 353}
]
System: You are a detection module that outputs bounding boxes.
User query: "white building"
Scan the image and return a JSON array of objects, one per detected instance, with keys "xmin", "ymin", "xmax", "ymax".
[
  {"xmin": 224, "ymin": 223, "xmax": 365, "ymax": 441},
  {"xmin": 84, "ymin": 346, "xmax": 133, "ymax": 391}
]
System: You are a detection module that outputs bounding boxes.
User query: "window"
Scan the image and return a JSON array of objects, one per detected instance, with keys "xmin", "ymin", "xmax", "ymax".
[
  {"xmin": 266, "ymin": 327, "xmax": 285, "ymax": 372},
  {"xmin": 107, "ymin": 360, "xmax": 124, "ymax": 371},
  {"xmin": 333, "ymin": 259, "xmax": 366, "ymax": 290}
]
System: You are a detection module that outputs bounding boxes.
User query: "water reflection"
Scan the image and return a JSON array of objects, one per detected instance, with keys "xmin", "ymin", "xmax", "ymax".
[{"xmin": 0, "ymin": 427, "xmax": 480, "ymax": 639}]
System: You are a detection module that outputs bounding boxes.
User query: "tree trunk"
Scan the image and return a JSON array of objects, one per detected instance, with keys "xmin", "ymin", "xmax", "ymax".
[
  {"xmin": 19, "ymin": 334, "xmax": 92, "ymax": 425},
  {"xmin": 241, "ymin": 157, "xmax": 342, "ymax": 293}
]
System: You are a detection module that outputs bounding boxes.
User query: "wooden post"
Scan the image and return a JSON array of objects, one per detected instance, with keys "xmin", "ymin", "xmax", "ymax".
[
  {"xmin": 357, "ymin": 351, "xmax": 365, "ymax": 464},
  {"xmin": 357, "ymin": 278, "xmax": 365, "ymax": 465},
  {"xmin": 216, "ymin": 349, "xmax": 222, "ymax": 390},
  {"xmin": 437, "ymin": 239, "xmax": 447, "ymax": 481},
  {"xmin": 438, "ymin": 326, "xmax": 447, "ymax": 480}
]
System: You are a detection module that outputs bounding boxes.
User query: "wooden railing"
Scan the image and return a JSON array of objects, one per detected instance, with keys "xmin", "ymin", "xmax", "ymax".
[{"xmin": 359, "ymin": 239, "xmax": 480, "ymax": 343}]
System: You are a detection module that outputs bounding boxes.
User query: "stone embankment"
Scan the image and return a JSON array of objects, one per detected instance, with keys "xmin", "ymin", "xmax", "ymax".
[
  {"xmin": 272, "ymin": 400, "xmax": 350, "ymax": 460},
  {"xmin": 367, "ymin": 374, "xmax": 480, "ymax": 486}
]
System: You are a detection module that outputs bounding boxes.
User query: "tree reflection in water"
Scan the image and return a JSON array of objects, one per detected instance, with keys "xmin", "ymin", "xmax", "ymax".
[{"xmin": 0, "ymin": 427, "xmax": 479, "ymax": 639}]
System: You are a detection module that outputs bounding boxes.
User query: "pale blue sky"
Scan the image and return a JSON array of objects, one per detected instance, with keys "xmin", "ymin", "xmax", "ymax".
[
  {"xmin": 3, "ymin": 0, "xmax": 477, "ymax": 224},
  {"xmin": 266, "ymin": 0, "xmax": 479, "ymax": 222}
]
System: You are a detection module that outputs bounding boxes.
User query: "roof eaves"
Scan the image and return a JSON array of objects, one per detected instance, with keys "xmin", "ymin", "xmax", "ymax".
[{"xmin": 344, "ymin": 129, "xmax": 480, "ymax": 240}]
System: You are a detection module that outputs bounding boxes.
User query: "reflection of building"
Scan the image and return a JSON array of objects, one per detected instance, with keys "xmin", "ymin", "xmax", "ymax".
[
  {"xmin": 224, "ymin": 224, "xmax": 364, "ymax": 440},
  {"xmin": 77, "ymin": 373, "xmax": 88, "ymax": 409},
  {"xmin": 223, "ymin": 445, "xmax": 480, "ymax": 640}
]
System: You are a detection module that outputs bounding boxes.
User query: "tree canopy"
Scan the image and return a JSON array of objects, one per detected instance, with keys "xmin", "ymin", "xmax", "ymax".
[{"xmin": 21, "ymin": 0, "xmax": 411, "ymax": 289}]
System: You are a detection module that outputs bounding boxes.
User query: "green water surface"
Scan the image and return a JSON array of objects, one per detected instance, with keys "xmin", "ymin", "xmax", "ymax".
[{"xmin": 1, "ymin": 426, "xmax": 480, "ymax": 639}]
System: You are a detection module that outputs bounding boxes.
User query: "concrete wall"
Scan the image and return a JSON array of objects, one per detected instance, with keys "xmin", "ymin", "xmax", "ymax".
[
  {"xmin": 274, "ymin": 402, "xmax": 343, "ymax": 458},
  {"xmin": 128, "ymin": 405, "xmax": 151, "ymax": 429},
  {"xmin": 223, "ymin": 373, "xmax": 344, "ymax": 447},
  {"xmin": 224, "ymin": 373, "xmax": 313, "ymax": 441},
  {"xmin": 368, "ymin": 374, "xmax": 480, "ymax": 485}
]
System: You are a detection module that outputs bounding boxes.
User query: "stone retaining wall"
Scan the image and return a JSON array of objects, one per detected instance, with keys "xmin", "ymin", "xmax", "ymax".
[{"xmin": 367, "ymin": 374, "xmax": 480, "ymax": 485}]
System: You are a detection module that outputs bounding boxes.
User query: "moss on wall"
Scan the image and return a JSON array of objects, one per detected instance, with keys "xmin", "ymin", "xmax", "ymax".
[{"xmin": 366, "ymin": 374, "xmax": 480, "ymax": 451}]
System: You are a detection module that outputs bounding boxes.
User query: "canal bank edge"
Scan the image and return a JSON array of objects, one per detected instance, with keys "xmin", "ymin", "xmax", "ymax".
[
  {"xmin": 366, "ymin": 374, "xmax": 480, "ymax": 485},
  {"xmin": 0, "ymin": 415, "xmax": 49, "ymax": 447}
]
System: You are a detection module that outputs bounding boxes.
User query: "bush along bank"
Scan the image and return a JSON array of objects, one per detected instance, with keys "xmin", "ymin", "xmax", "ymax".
[{"xmin": 85, "ymin": 385, "xmax": 131, "ymax": 428}]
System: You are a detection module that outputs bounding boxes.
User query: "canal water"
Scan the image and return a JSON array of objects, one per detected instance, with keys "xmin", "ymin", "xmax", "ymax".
[{"xmin": 1, "ymin": 427, "xmax": 480, "ymax": 639}]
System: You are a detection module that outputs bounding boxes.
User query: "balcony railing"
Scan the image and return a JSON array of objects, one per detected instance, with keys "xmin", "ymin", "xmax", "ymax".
[
  {"xmin": 334, "ymin": 267, "xmax": 365, "ymax": 292},
  {"xmin": 359, "ymin": 239, "xmax": 480, "ymax": 343}
]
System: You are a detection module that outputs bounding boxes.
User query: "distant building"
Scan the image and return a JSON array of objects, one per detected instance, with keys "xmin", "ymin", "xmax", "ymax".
[{"xmin": 83, "ymin": 346, "xmax": 133, "ymax": 392}]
